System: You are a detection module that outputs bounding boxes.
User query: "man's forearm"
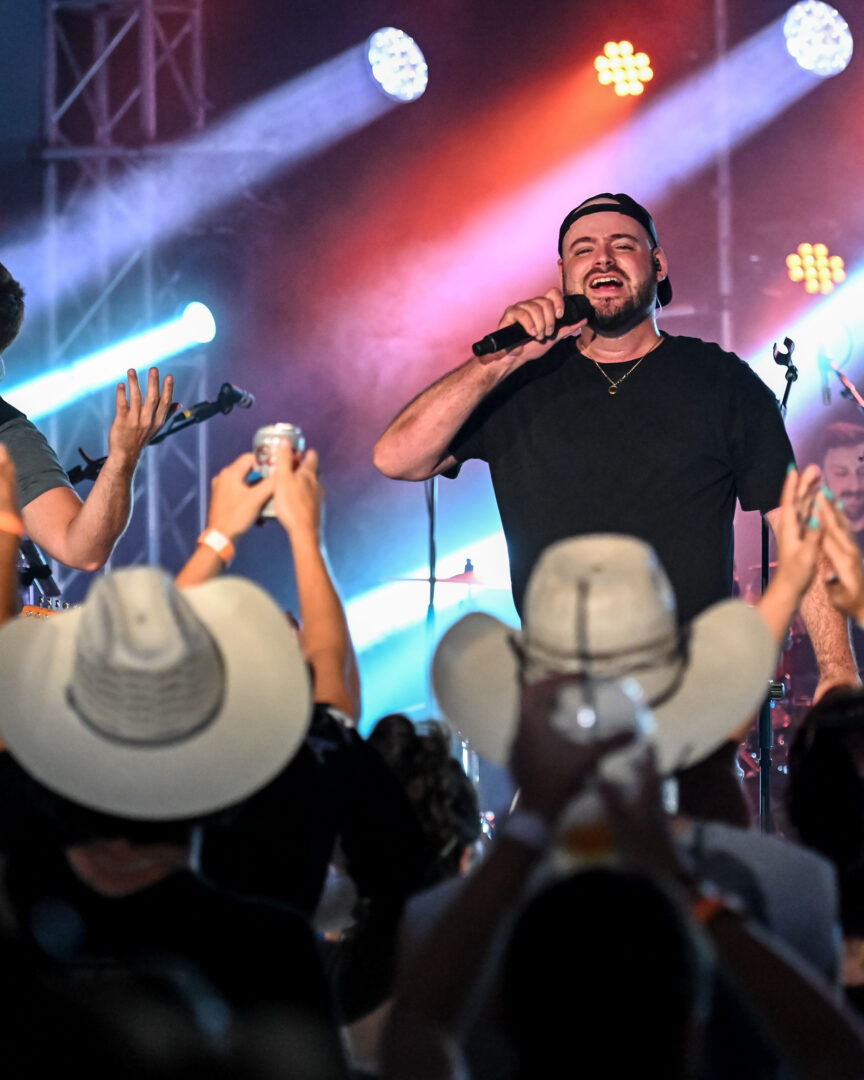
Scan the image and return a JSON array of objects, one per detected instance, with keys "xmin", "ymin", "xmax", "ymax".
[
  {"xmin": 373, "ymin": 353, "xmax": 513, "ymax": 480},
  {"xmin": 800, "ymin": 553, "xmax": 858, "ymax": 684},
  {"xmin": 61, "ymin": 456, "xmax": 136, "ymax": 569}
]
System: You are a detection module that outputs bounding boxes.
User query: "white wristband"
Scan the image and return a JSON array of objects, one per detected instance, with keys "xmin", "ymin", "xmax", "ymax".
[
  {"xmin": 197, "ymin": 528, "xmax": 235, "ymax": 566},
  {"xmin": 501, "ymin": 808, "xmax": 552, "ymax": 852}
]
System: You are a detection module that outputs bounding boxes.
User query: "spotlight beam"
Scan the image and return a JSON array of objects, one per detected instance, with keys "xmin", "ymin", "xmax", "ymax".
[
  {"xmin": 6, "ymin": 33, "xmax": 425, "ymax": 323},
  {"xmin": 5, "ymin": 303, "xmax": 215, "ymax": 421}
]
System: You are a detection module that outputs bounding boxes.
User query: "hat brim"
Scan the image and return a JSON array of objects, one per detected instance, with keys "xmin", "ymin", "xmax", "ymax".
[
  {"xmin": 0, "ymin": 576, "xmax": 311, "ymax": 820},
  {"xmin": 432, "ymin": 601, "xmax": 777, "ymax": 774}
]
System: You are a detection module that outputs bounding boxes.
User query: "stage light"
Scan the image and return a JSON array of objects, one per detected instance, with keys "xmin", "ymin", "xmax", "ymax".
[
  {"xmin": 7, "ymin": 32, "xmax": 429, "ymax": 324},
  {"xmin": 784, "ymin": 2, "xmax": 853, "ymax": 77},
  {"xmin": 5, "ymin": 303, "xmax": 215, "ymax": 421},
  {"xmin": 181, "ymin": 301, "xmax": 217, "ymax": 343},
  {"xmin": 786, "ymin": 242, "xmax": 846, "ymax": 293},
  {"xmin": 594, "ymin": 40, "xmax": 653, "ymax": 97},
  {"xmin": 367, "ymin": 27, "xmax": 428, "ymax": 102}
]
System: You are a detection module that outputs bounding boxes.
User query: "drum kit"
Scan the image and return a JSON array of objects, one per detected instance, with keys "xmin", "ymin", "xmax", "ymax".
[{"xmin": 737, "ymin": 562, "xmax": 826, "ymax": 829}]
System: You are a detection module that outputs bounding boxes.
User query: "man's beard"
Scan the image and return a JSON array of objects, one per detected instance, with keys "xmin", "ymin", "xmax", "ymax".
[{"xmin": 587, "ymin": 276, "xmax": 657, "ymax": 334}]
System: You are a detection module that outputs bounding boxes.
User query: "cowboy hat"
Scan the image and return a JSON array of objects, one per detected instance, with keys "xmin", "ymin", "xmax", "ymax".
[
  {"xmin": 432, "ymin": 535, "xmax": 777, "ymax": 773},
  {"xmin": 0, "ymin": 567, "xmax": 311, "ymax": 820}
]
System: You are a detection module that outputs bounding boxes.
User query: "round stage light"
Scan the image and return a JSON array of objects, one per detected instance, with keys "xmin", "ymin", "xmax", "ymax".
[
  {"xmin": 367, "ymin": 27, "xmax": 428, "ymax": 102},
  {"xmin": 595, "ymin": 41, "xmax": 653, "ymax": 96},
  {"xmin": 182, "ymin": 302, "xmax": 216, "ymax": 343},
  {"xmin": 783, "ymin": 2, "xmax": 853, "ymax": 78},
  {"xmin": 786, "ymin": 243, "xmax": 845, "ymax": 294}
]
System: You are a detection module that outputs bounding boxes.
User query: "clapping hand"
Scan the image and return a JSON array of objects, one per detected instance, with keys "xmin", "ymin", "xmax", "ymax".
[
  {"xmin": 510, "ymin": 674, "xmax": 635, "ymax": 822},
  {"xmin": 820, "ymin": 490, "xmax": 864, "ymax": 624}
]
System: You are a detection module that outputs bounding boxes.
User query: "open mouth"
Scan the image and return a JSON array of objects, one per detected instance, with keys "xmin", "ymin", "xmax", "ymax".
[{"xmin": 588, "ymin": 275, "xmax": 625, "ymax": 294}]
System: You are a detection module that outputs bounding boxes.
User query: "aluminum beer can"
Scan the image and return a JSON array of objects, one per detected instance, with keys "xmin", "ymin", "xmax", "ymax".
[{"xmin": 253, "ymin": 423, "xmax": 306, "ymax": 517}]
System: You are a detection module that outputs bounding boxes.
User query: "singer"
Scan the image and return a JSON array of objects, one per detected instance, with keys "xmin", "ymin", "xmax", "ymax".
[
  {"xmin": 0, "ymin": 262, "xmax": 175, "ymax": 571},
  {"xmin": 374, "ymin": 192, "xmax": 857, "ymax": 698}
]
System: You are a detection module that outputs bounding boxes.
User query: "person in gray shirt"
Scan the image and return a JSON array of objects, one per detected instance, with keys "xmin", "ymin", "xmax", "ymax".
[{"xmin": 0, "ymin": 262, "xmax": 174, "ymax": 571}]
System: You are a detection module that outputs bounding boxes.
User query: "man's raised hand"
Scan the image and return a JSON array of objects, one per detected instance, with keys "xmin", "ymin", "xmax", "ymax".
[{"xmin": 109, "ymin": 367, "xmax": 175, "ymax": 467}]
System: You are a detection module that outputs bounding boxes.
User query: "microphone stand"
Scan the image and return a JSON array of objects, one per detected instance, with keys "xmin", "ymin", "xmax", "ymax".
[
  {"xmin": 66, "ymin": 382, "xmax": 251, "ymax": 485},
  {"xmin": 758, "ymin": 337, "xmax": 798, "ymax": 831}
]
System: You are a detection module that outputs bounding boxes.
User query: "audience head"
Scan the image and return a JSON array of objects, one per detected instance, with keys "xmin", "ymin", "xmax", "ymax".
[
  {"xmin": 0, "ymin": 261, "xmax": 24, "ymax": 355},
  {"xmin": 501, "ymin": 867, "xmax": 706, "ymax": 1078},
  {"xmin": 367, "ymin": 714, "xmax": 480, "ymax": 884}
]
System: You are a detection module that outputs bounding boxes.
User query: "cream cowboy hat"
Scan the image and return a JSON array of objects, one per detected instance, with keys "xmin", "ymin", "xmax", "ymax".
[
  {"xmin": 432, "ymin": 535, "xmax": 778, "ymax": 773},
  {"xmin": 0, "ymin": 567, "xmax": 311, "ymax": 819}
]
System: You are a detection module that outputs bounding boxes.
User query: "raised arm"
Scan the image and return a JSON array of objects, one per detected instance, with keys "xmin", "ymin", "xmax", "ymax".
[
  {"xmin": 174, "ymin": 452, "xmax": 275, "ymax": 589},
  {"xmin": 381, "ymin": 675, "xmax": 633, "ymax": 1080},
  {"xmin": 22, "ymin": 368, "xmax": 174, "ymax": 570},
  {"xmin": 273, "ymin": 444, "xmax": 360, "ymax": 720},
  {"xmin": 758, "ymin": 464, "xmax": 823, "ymax": 645},
  {"xmin": 0, "ymin": 445, "xmax": 21, "ymax": 628},
  {"xmin": 601, "ymin": 750, "xmax": 864, "ymax": 1080},
  {"xmin": 764, "ymin": 467, "xmax": 860, "ymax": 698},
  {"xmin": 372, "ymin": 289, "xmax": 586, "ymax": 480}
]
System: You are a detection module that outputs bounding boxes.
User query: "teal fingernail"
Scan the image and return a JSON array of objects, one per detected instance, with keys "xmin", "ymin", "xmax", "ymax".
[
  {"xmin": 809, "ymin": 515, "xmax": 820, "ymax": 529},
  {"xmin": 787, "ymin": 462, "xmax": 796, "ymax": 475},
  {"xmin": 820, "ymin": 485, "xmax": 835, "ymax": 500},
  {"xmin": 838, "ymin": 499, "xmax": 845, "ymax": 510}
]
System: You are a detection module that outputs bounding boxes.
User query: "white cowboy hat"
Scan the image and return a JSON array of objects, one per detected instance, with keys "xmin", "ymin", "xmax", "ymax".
[
  {"xmin": 0, "ymin": 567, "xmax": 311, "ymax": 820},
  {"xmin": 432, "ymin": 535, "xmax": 778, "ymax": 774}
]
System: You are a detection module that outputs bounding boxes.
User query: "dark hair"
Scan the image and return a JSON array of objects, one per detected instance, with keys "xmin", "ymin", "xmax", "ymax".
[
  {"xmin": 0, "ymin": 262, "xmax": 25, "ymax": 353},
  {"xmin": 366, "ymin": 714, "xmax": 480, "ymax": 884},
  {"xmin": 787, "ymin": 688, "xmax": 864, "ymax": 934},
  {"xmin": 814, "ymin": 421, "xmax": 864, "ymax": 468},
  {"xmin": 502, "ymin": 868, "xmax": 705, "ymax": 1078}
]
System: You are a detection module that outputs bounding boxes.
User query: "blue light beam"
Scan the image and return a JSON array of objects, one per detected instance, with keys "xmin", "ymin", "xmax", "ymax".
[{"xmin": 5, "ymin": 302, "xmax": 216, "ymax": 421}]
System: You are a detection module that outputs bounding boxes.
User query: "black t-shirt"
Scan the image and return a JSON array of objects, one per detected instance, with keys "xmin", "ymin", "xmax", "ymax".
[{"xmin": 449, "ymin": 334, "xmax": 793, "ymax": 622}]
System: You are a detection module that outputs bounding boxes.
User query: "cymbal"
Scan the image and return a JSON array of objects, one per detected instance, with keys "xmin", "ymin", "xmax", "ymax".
[{"xmin": 387, "ymin": 570, "xmax": 509, "ymax": 589}]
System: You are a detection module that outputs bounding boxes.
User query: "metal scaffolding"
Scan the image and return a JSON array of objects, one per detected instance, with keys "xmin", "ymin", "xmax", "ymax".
[{"xmin": 42, "ymin": 0, "xmax": 209, "ymax": 598}]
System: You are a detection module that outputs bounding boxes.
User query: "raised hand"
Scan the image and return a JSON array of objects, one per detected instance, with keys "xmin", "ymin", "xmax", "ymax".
[
  {"xmin": 510, "ymin": 673, "xmax": 635, "ymax": 822},
  {"xmin": 820, "ymin": 490, "xmax": 864, "ymax": 624},
  {"xmin": 273, "ymin": 443, "xmax": 323, "ymax": 539},
  {"xmin": 108, "ymin": 367, "xmax": 175, "ymax": 466},
  {"xmin": 771, "ymin": 464, "xmax": 823, "ymax": 599},
  {"xmin": 206, "ymin": 452, "xmax": 276, "ymax": 541}
]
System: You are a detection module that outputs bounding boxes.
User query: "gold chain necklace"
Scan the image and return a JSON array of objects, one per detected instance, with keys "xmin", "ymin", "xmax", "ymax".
[{"xmin": 586, "ymin": 336, "xmax": 664, "ymax": 396}]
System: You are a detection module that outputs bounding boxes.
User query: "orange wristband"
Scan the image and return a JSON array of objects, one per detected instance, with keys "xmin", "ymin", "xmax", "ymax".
[
  {"xmin": 692, "ymin": 885, "xmax": 744, "ymax": 925},
  {"xmin": 197, "ymin": 528, "xmax": 235, "ymax": 566},
  {"xmin": 0, "ymin": 511, "xmax": 23, "ymax": 538}
]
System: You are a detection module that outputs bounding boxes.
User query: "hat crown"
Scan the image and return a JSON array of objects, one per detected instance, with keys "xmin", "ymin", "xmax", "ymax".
[
  {"xmin": 523, "ymin": 536, "xmax": 677, "ymax": 677},
  {"xmin": 69, "ymin": 567, "xmax": 224, "ymax": 744}
]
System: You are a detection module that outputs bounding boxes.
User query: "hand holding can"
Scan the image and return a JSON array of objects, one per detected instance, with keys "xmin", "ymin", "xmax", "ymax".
[{"xmin": 253, "ymin": 423, "xmax": 305, "ymax": 518}]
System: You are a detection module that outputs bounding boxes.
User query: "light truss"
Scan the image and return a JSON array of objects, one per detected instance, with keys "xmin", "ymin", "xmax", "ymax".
[{"xmin": 42, "ymin": 0, "xmax": 209, "ymax": 598}]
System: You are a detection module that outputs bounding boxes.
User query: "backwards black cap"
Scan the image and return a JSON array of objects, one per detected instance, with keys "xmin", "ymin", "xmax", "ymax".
[{"xmin": 557, "ymin": 193, "xmax": 672, "ymax": 307}]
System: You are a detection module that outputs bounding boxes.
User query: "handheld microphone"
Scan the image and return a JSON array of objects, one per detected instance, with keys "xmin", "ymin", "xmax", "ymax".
[{"xmin": 471, "ymin": 294, "xmax": 593, "ymax": 357}]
